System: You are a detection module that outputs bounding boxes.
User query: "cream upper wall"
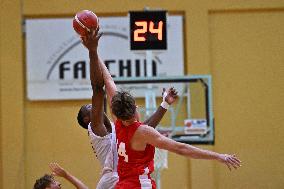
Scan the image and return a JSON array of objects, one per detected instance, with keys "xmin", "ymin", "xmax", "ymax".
[{"xmin": 1, "ymin": 0, "xmax": 284, "ymax": 189}]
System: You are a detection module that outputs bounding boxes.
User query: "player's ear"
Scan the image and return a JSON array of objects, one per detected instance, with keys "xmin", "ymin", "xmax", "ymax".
[
  {"xmin": 135, "ymin": 109, "xmax": 140, "ymax": 122},
  {"xmin": 83, "ymin": 116, "xmax": 90, "ymax": 125}
]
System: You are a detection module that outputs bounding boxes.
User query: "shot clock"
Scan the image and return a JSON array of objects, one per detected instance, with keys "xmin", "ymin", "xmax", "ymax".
[{"xmin": 129, "ymin": 10, "xmax": 167, "ymax": 50}]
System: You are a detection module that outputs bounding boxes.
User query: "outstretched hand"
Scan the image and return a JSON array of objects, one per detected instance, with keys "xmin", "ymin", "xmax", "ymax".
[
  {"xmin": 163, "ymin": 87, "xmax": 178, "ymax": 105},
  {"xmin": 81, "ymin": 25, "xmax": 103, "ymax": 52},
  {"xmin": 217, "ymin": 154, "xmax": 241, "ymax": 171},
  {"xmin": 49, "ymin": 162, "xmax": 67, "ymax": 178}
]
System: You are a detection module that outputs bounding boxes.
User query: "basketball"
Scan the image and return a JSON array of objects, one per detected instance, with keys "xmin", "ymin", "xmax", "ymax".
[{"xmin": 73, "ymin": 10, "xmax": 99, "ymax": 36}]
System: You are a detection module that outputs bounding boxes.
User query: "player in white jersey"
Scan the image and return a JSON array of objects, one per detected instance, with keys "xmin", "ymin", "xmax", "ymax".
[
  {"xmin": 76, "ymin": 28, "xmax": 178, "ymax": 189},
  {"xmin": 87, "ymin": 121, "xmax": 118, "ymax": 189}
]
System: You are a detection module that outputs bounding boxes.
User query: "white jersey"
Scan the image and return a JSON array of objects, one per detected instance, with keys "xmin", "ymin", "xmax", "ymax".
[{"xmin": 88, "ymin": 123, "xmax": 118, "ymax": 189}]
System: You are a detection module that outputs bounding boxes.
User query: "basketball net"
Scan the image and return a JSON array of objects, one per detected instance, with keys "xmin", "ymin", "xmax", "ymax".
[
  {"xmin": 145, "ymin": 90, "xmax": 169, "ymax": 189},
  {"xmin": 154, "ymin": 148, "xmax": 168, "ymax": 170}
]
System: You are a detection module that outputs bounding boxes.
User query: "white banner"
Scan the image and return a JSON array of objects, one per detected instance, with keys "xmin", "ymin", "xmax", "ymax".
[{"xmin": 25, "ymin": 15, "xmax": 184, "ymax": 100}]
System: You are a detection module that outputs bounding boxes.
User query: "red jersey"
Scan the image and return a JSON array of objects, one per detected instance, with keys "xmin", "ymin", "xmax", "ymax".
[{"xmin": 115, "ymin": 120, "xmax": 156, "ymax": 189}]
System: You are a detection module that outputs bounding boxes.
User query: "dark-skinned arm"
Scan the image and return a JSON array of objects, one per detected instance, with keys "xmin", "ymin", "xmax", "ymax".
[
  {"xmin": 82, "ymin": 29, "xmax": 107, "ymax": 137},
  {"xmin": 143, "ymin": 87, "xmax": 178, "ymax": 128},
  {"xmin": 143, "ymin": 106, "xmax": 167, "ymax": 128}
]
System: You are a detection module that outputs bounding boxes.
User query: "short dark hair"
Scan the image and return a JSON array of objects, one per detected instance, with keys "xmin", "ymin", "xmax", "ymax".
[
  {"xmin": 33, "ymin": 174, "xmax": 54, "ymax": 189},
  {"xmin": 77, "ymin": 105, "xmax": 88, "ymax": 129},
  {"xmin": 111, "ymin": 91, "xmax": 136, "ymax": 120}
]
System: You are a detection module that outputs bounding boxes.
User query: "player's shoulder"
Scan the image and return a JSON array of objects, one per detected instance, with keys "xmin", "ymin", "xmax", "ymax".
[
  {"xmin": 133, "ymin": 124, "xmax": 160, "ymax": 145},
  {"xmin": 136, "ymin": 124, "xmax": 155, "ymax": 136}
]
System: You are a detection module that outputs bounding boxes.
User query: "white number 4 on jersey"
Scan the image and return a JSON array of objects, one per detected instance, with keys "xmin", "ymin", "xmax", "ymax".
[{"xmin": 117, "ymin": 141, "xmax": 129, "ymax": 162}]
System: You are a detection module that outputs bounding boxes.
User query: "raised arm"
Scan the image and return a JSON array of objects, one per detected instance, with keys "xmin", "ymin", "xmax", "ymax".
[
  {"xmin": 98, "ymin": 55, "xmax": 118, "ymax": 122},
  {"xmin": 99, "ymin": 58, "xmax": 117, "ymax": 104},
  {"xmin": 81, "ymin": 28, "xmax": 107, "ymax": 137},
  {"xmin": 143, "ymin": 87, "xmax": 178, "ymax": 128},
  {"xmin": 49, "ymin": 163, "xmax": 88, "ymax": 189},
  {"xmin": 137, "ymin": 125, "xmax": 241, "ymax": 171}
]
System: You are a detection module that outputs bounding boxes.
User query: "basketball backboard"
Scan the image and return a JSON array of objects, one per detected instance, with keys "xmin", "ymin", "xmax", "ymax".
[{"xmin": 113, "ymin": 75, "xmax": 214, "ymax": 144}]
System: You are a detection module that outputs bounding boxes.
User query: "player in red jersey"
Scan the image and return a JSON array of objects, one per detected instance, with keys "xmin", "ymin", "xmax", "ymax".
[
  {"xmin": 111, "ymin": 91, "xmax": 242, "ymax": 189},
  {"xmin": 115, "ymin": 115, "xmax": 156, "ymax": 189}
]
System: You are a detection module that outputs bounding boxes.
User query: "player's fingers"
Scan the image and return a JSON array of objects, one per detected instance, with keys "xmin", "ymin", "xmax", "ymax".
[
  {"xmin": 232, "ymin": 155, "xmax": 241, "ymax": 163},
  {"xmin": 52, "ymin": 162, "xmax": 58, "ymax": 168},
  {"xmin": 229, "ymin": 156, "xmax": 241, "ymax": 167},
  {"xmin": 226, "ymin": 162, "xmax": 232, "ymax": 171},
  {"xmin": 51, "ymin": 172, "xmax": 57, "ymax": 176},
  {"xmin": 97, "ymin": 18, "xmax": 100, "ymax": 29},
  {"xmin": 171, "ymin": 87, "xmax": 178, "ymax": 94},
  {"xmin": 170, "ymin": 87, "xmax": 176, "ymax": 92},
  {"xmin": 85, "ymin": 31, "xmax": 91, "ymax": 39},
  {"xmin": 56, "ymin": 163, "xmax": 63, "ymax": 169},
  {"xmin": 162, "ymin": 88, "xmax": 166, "ymax": 96},
  {"xmin": 96, "ymin": 24, "xmax": 100, "ymax": 33},
  {"xmin": 172, "ymin": 90, "xmax": 178, "ymax": 96},
  {"xmin": 53, "ymin": 162, "xmax": 59, "ymax": 169},
  {"xmin": 49, "ymin": 163, "xmax": 55, "ymax": 170},
  {"xmin": 94, "ymin": 27, "xmax": 98, "ymax": 35},
  {"xmin": 80, "ymin": 36, "xmax": 85, "ymax": 42},
  {"xmin": 171, "ymin": 90, "xmax": 178, "ymax": 97},
  {"xmin": 168, "ymin": 87, "xmax": 173, "ymax": 93},
  {"xmin": 88, "ymin": 29, "xmax": 95, "ymax": 39},
  {"xmin": 97, "ymin": 32, "xmax": 103, "ymax": 40},
  {"xmin": 230, "ymin": 157, "xmax": 241, "ymax": 169},
  {"xmin": 227, "ymin": 158, "xmax": 238, "ymax": 169},
  {"xmin": 53, "ymin": 162, "xmax": 59, "ymax": 168},
  {"xmin": 86, "ymin": 29, "xmax": 95, "ymax": 40},
  {"xmin": 80, "ymin": 36, "xmax": 87, "ymax": 46},
  {"xmin": 228, "ymin": 155, "xmax": 241, "ymax": 166}
]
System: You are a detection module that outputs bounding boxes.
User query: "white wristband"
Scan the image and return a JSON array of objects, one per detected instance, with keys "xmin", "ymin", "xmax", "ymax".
[{"xmin": 160, "ymin": 101, "xmax": 169, "ymax": 109}]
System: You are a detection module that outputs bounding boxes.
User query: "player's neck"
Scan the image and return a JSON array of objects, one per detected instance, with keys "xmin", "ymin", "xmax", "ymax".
[{"xmin": 121, "ymin": 117, "xmax": 137, "ymax": 126}]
